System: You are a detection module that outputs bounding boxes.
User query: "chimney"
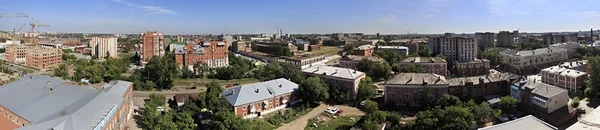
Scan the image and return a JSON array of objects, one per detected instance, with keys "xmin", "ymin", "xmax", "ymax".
[
  {"xmin": 353, "ymin": 70, "xmax": 357, "ymax": 74},
  {"xmin": 47, "ymin": 80, "xmax": 52, "ymax": 86},
  {"xmin": 255, "ymin": 89, "xmax": 259, "ymax": 93},
  {"xmin": 231, "ymin": 89, "xmax": 235, "ymax": 95},
  {"xmin": 279, "ymin": 84, "xmax": 282, "ymax": 88}
]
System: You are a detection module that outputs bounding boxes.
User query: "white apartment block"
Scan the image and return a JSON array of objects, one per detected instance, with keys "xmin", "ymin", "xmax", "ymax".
[
  {"xmin": 90, "ymin": 37, "xmax": 118, "ymax": 59},
  {"xmin": 429, "ymin": 36, "xmax": 478, "ymax": 62},
  {"xmin": 500, "ymin": 47, "xmax": 568, "ymax": 69},
  {"xmin": 549, "ymin": 41, "xmax": 580, "ymax": 58}
]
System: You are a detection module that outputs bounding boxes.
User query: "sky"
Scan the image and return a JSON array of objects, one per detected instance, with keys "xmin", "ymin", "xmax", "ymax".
[{"xmin": 0, "ymin": 0, "xmax": 599, "ymax": 35}]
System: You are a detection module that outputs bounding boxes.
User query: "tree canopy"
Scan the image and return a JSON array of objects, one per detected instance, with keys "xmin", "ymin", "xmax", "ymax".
[
  {"xmin": 412, "ymin": 106, "xmax": 474, "ymax": 130},
  {"xmin": 498, "ymin": 96, "xmax": 518, "ymax": 114},
  {"xmin": 299, "ymin": 77, "xmax": 329, "ymax": 103},
  {"xmin": 143, "ymin": 53, "xmax": 178, "ymax": 90},
  {"xmin": 437, "ymin": 94, "xmax": 462, "ymax": 108},
  {"xmin": 357, "ymin": 77, "xmax": 376, "ymax": 101}
]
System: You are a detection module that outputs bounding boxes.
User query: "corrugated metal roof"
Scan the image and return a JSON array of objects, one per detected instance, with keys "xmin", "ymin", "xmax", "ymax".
[
  {"xmin": 221, "ymin": 78, "xmax": 298, "ymax": 106},
  {"xmin": 479, "ymin": 115, "xmax": 557, "ymax": 130},
  {"xmin": 302, "ymin": 65, "xmax": 365, "ymax": 80}
]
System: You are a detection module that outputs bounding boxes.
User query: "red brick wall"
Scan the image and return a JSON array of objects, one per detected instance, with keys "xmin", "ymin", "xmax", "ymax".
[
  {"xmin": 175, "ymin": 42, "xmax": 228, "ymax": 67},
  {"xmin": 234, "ymin": 94, "xmax": 292, "ymax": 117},
  {"xmin": 0, "ymin": 105, "xmax": 31, "ymax": 129}
]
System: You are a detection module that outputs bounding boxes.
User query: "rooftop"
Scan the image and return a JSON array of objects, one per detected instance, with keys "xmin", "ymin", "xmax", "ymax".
[
  {"xmin": 567, "ymin": 106, "xmax": 600, "ymax": 130},
  {"xmin": 0, "ymin": 75, "xmax": 132, "ymax": 130},
  {"xmin": 377, "ymin": 46, "xmax": 409, "ymax": 50},
  {"xmin": 558, "ymin": 60, "xmax": 587, "ymax": 69},
  {"xmin": 500, "ymin": 47, "xmax": 567, "ymax": 57},
  {"xmin": 302, "ymin": 65, "xmax": 365, "ymax": 80},
  {"xmin": 221, "ymin": 78, "xmax": 298, "ymax": 106},
  {"xmin": 522, "ymin": 81, "xmax": 567, "ymax": 98},
  {"xmin": 447, "ymin": 73, "xmax": 508, "ymax": 86},
  {"xmin": 341, "ymin": 55, "xmax": 384, "ymax": 62},
  {"xmin": 541, "ymin": 66, "xmax": 587, "ymax": 78},
  {"xmin": 478, "ymin": 115, "xmax": 557, "ymax": 130},
  {"xmin": 400, "ymin": 57, "xmax": 447, "ymax": 63},
  {"xmin": 355, "ymin": 44, "xmax": 375, "ymax": 50},
  {"xmin": 385, "ymin": 73, "xmax": 448, "ymax": 85}
]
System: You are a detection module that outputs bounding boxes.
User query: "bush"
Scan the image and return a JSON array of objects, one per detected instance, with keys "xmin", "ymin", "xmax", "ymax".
[
  {"xmin": 585, "ymin": 88, "xmax": 595, "ymax": 100},
  {"xmin": 572, "ymin": 97, "xmax": 581, "ymax": 108}
]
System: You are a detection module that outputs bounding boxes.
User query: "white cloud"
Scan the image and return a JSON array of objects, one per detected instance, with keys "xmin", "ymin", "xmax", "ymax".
[
  {"xmin": 582, "ymin": 12, "xmax": 600, "ymax": 18},
  {"xmin": 112, "ymin": 0, "xmax": 180, "ymax": 16},
  {"xmin": 425, "ymin": 14, "xmax": 435, "ymax": 18}
]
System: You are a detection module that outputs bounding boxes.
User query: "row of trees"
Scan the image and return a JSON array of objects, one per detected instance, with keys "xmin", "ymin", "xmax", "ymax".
[
  {"xmin": 209, "ymin": 53, "xmax": 256, "ymax": 80},
  {"xmin": 585, "ymin": 56, "xmax": 600, "ymax": 101},
  {"xmin": 140, "ymin": 94, "xmax": 195, "ymax": 130},
  {"xmin": 54, "ymin": 55, "xmax": 133, "ymax": 84},
  {"xmin": 356, "ymin": 59, "xmax": 392, "ymax": 80},
  {"xmin": 129, "ymin": 53, "xmax": 178, "ymax": 90},
  {"xmin": 479, "ymin": 49, "xmax": 503, "ymax": 66}
]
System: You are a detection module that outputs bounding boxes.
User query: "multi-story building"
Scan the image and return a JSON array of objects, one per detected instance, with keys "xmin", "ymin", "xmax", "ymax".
[
  {"xmin": 450, "ymin": 59, "xmax": 491, "ymax": 77},
  {"xmin": 139, "ymin": 31, "xmax": 165, "ymax": 66},
  {"xmin": 429, "ymin": 36, "xmax": 477, "ymax": 62},
  {"xmin": 500, "ymin": 47, "xmax": 568, "ymax": 74},
  {"xmin": 383, "ymin": 73, "xmax": 449, "ymax": 106},
  {"xmin": 447, "ymin": 73, "xmax": 509, "ymax": 98},
  {"xmin": 475, "ymin": 32, "xmax": 495, "ymax": 51},
  {"xmin": 541, "ymin": 66, "xmax": 587, "ymax": 93},
  {"xmin": 497, "ymin": 31, "xmax": 519, "ymax": 48},
  {"xmin": 338, "ymin": 55, "xmax": 384, "ymax": 69},
  {"xmin": 399, "ymin": 57, "xmax": 448, "ymax": 77},
  {"xmin": 302, "ymin": 66, "xmax": 365, "ymax": 97},
  {"xmin": 0, "ymin": 75, "xmax": 134, "ymax": 130},
  {"xmin": 90, "ymin": 37, "xmax": 118, "ymax": 59},
  {"xmin": 283, "ymin": 55, "xmax": 325, "ymax": 68},
  {"xmin": 510, "ymin": 79, "xmax": 574, "ymax": 126},
  {"xmin": 543, "ymin": 33, "xmax": 578, "ymax": 45},
  {"xmin": 295, "ymin": 39, "xmax": 310, "ymax": 51},
  {"xmin": 557, "ymin": 60, "xmax": 587, "ymax": 73},
  {"xmin": 221, "ymin": 78, "xmax": 298, "ymax": 119},
  {"xmin": 549, "ymin": 41, "xmax": 580, "ymax": 58},
  {"xmin": 5, "ymin": 44, "xmax": 29, "ymax": 64},
  {"xmin": 232, "ymin": 41, "xmax": 249, "ymax": 52},
  {"xmin": 174, "ymin": 41, "xmax": 228, "ymax": 70},
  {"xmin": 377, "ymin": 46, "xmax": 409, "ymax": 57},
  {"xmin": 353, "ymin": 44, "xmax": 375, "ymax": 56},
  {"xmin": 26, "ymin": 46, "xmax": 62, "ymax": 69}
]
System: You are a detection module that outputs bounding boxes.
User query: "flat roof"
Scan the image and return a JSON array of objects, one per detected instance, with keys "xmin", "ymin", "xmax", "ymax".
[
  {"xmin": 385, "ymin": 73, "xmax": 448, "ymax": 85},
  {"xmin": 341, "ymin": 55, "xmax": 384, "ymax": 62},
  {"xmin": 400, "ymin": 57, "xmax": 446, "ymax": 63},
  {"xmin": 541, "ymin": 66, "xmax": 587, "ymax": 78},
  {"xmin": 302, "ymin": 65, "xmax": 365, "ymax": 80},
  {"xmin": 500, "ymin": 47, "xmax": 567, "ymax": 57},
  {"xmin": 448, "ymin": 73, "xmax": 507, "ymax": 86},
  {"xmin": 527, "ymin": 81, "xmax": 567, "ymax": 98},
  {"xmin": 567, "ymin": 106, "xmax": 600, "ymax": 130},
  {"xmin": 479, "ymin": 115, "xmax": 557, "ymax": 130}
]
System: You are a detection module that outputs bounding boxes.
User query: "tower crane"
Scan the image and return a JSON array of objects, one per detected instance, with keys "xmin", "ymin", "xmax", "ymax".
[
  {"xmin": 29, "ymin": 18, "xmax": 50, "ymax": 46},
  {"xmin": 13, "ymin": 24, "xmax": 26, "ymax": 36},
  {"xmin": 0, "ymin": 13, "xmax": 28, "ymax": 18}
]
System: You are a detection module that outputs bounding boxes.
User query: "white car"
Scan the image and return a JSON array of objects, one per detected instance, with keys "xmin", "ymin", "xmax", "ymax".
[
  {"xmin": 325, "ymin": 107, "xmax": 339, "ymax": 115},
  {"xmin": 156, "ymin": 107, "xmax": 165, "ymax": 112}
]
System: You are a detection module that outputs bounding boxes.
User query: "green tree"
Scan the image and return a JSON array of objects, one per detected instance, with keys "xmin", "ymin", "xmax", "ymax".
[
  {"xmin": 375, "ymin": 49, "xmax": 404, "ymax": 71},
  {"xmin": 437, "ymin": 94, "xmax": 462, "ymax": 108},
  {"xmin": 572, "ymin": 97, "xmax": 581, "ymax": 108},
  {"xmin": 144, "ymin": 53, "xmax": 178, "ymax": 90},
  {"xmin": 586, "ymin": 56, "xmax": 600, "ymax": 101},
  {"xmin": 357, "ymin": 77, "xmax": 376, "ymax": 101},
  {"xmin": 53, "ymin": 64, "xmax": 69, "ymax": 78},
  {"xmin": 401, "ymin": 64, "xmax": 426, "ymax": 73},
  {"xmin": 362, "ymin": 100, "xmax": 379, "ymax": 113},
  {"xmin": 498, "ymin": 96, "xmax": 518, "ymax": 114},
  {"xmin": 193, "ymin": 63, "xmax": 210, "ymax": 77},
  {"xmin": 479, "ymin": 49, "xmax": 503, "ymax": 66},
  {"xmin": 472, "ymin": 102, "xmax": 500, "ymax": 124},
  {"xmin": 173, "ymin": 111, "xmax": 195, "ymax": 130},
  {"xmin": 341, "ymin": 44, "xmax": 355, "ymax": 55},
  {"xmin": 299, "ymin": 77, "xmax": 329, "ymax": 103},
  {"xmin": 418, "ymin": 45, "xmax": 431, "ymax": 57},
  {"xmin": 419, "ymin": 85, "xmax": 436, "ymax": 109},
  {"xmin": 413, "ymin": 106, "xmax": 474, "ymax": 130}
]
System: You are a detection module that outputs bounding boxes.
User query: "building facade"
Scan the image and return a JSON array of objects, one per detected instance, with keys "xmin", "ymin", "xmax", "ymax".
[
  {"xmin": 283, "ymin": 55, "xmax": 325, "ymax": 67},
  {"xmin": 232, "ymin": 41, "xmax": 249, "ymax": 52},
  {"xmin": 475, "ymin": 32, "xmax": 495, "ymax": 51},
  {"xmin": 25, "ymin": 46, "xmax": 62, "ymax": 69},
  {"xmin": 174, "ymin": 41, "xmax": 229, "ymax": 70},
  {"xmin": 5, "ymin": 44, "xmax": 29, "ymax": 64},
  {"xmin": 302, "ymin": 66, "xmax": 365, "ymax": 97},
  {"xmin": 221, "ymin": 78, "xmax": 298, "ymax": 119},
  {"xmin": 549, "ymin": 42, "xmax": 580, "ymax": 58},
  {"xmin": 139, "ymin": 31, "xmax": 165, "ymax": 65},
  {"xmin": 541, "ymin": 66, "xmax": 587, "ymax": 93},
  {"xmin": 500, "ymin": 48, "xmax": 568, "ymax": 74},
  {"xmin": 543, "ymin": 33, "xmax": 578, "ymax": 45},
  {"xmin": 450, "ymin": 59, "xmax": 491, "ymax": 77},
  {"xmin": 0, "ymin": 75, "xmax": 134, "ymax": 130},
  {"xmin": 429, "ymin": 36, "xmax": 478, "ymax": 62},
  {"xmin": 90, "ymin": 37, "xmax": 118, "ymax": 59},
  {"xmin": 447, "ymin": 73, "xmax": 508, "ymax": 98},
  {"xmin": 353, "ymin": 44, "xmax": 375, "ymax": 56},
  {"xmin": 338, "ymin": 55, "xmax": 384, "ymax": 69},
  {"xmin": 497, "ymin": 31, "xmax": 519, "ymax": 48},
  {"xmin": 399, "ymin": 57, "xmax": 448, "ymax": 77},
  {"xmin": 383, "ymin": 73, "xmax": 449, "ymax": 106}
]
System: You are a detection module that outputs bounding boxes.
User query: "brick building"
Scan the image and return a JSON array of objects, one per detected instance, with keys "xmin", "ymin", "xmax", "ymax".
[
  {"xmin": 510, "ymin": 79, "xmax": 574, "ymax": 126},
  {"xmin": 0, "ymin": 75, "xmax": 134, "ymax": 130},
  {"xmin": 174, "ymin": 41, "xmax": 229, "ymax": 70},
  {"xmin": 450, "ymin": 59, "xmax": 491, "ymax": 77},
  {"xmin": 353, "ymin": 44, "xmax": 375, "ymax": 56},
  {"xmin": 383, "ymin": 73, "xmax": 449, "ymax": 106},
  {"xmin": 399, "ymin": 57, "xmax": 448, "ymax": 77},
  {"xmin": 283, "ymin": 55, "xmax": 325, "ymax": 67},
  {"xmin": 139, "ymin": 31, "xmax": 165, "ymax": 66},
  {"xmin": 447, "ymin": 73, "xmax": 509, "ymax": 98},
  {"xmin": 232, "ymin": 41, "xmax": 249, "ymax": 52},
  {"xmin": 221, "ymin": 78, "xmax": 298, "ymax": 119},
  {"xmin": 338, "ymin": 55, "xmax": 384, "ymax": 69},
  {"xmin": 5, "ymin": 44, "xmax": 29, "ymax": 64},
  {"xmin": 25, "ymin": 46, "xmax": 62, "ymax": 69},
  {"xmin": 541, "ymin": 66, "xmax": 588, "ymax": 93},
  {"xmin": 302, "ymin": 66, "xmax": 366, "ymax": 97}
]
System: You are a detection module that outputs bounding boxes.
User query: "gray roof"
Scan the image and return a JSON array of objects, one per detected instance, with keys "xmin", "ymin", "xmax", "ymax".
[
  {"xmin": 0, "ymin": 75, "xmax": 132, "ymax": 130},
  {"xmin": 479, "ymin": 115, "xmax": 557, "ymax": 130},
  {"xmin": 377, "ymin": 46, "xmax": 409, "ymax": 50},
  {"xmin": 302, "ymin": 65, "xmax": 365, "ymax": 80},
  {"xmin": 341, "ymin": 55, "xmax": 384, "ymax": 62},
  {"xmin": 500, "ymin": 47, "xmax": 567, "ymax": 57},
  {"xmin": 541, "ymin": 66, "xmax": 587, "ymax": 78},
  {"xmin": 448, "ymin": 73, "xmax": 507, "ymax": 86},
  {"xmin": 529, "ymin": 82, "xmax": 567, "ymax": 99},
  {"xmin": 385, "ymin": 73, "xmax": 448, "ymax": 85},
  {"xmin": 400, "ymin": 57, "xmax": 446, "ymax": 63},
  {"xmin": 221, "ymin": 78, "xmax": 298, "ymax": 106}
]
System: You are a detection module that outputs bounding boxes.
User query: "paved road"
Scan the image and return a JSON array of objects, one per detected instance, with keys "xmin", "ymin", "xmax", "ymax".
[{"xmin": 276, "ymin": 104, "xmax": 365, "ymax": 130}]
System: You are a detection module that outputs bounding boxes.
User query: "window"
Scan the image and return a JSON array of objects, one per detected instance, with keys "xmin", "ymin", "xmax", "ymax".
[
  {"xmin": 242, "ymin": 105, "xmax": 247, "ymax": 110},
  {"xmin": 243, "ymin": 112, "xmax": 247, "ymax": 116}
]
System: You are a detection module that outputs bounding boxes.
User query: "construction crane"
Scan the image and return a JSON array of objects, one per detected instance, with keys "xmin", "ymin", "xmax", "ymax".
[
  {"xmin": 29, "ymin": 18, "xmax": 50, "ymax": 46},
  {"xmin": 0, "ymin": 13, "xmax": 28, "ymax": 18},
  {"xmin": 13, "ymin": 24, "xmax": 26, "ymax": 36}
]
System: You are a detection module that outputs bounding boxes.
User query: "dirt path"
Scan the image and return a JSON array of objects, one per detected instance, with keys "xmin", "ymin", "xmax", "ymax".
[{"xmin": 276, "ymin": 104, "xmax": 365, "ymax": 130}]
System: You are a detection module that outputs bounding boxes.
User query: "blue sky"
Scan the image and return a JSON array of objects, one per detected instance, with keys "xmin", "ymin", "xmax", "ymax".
[{"xmin": 0, "ymin": 0, "xmax": 599, "ymax": 34}]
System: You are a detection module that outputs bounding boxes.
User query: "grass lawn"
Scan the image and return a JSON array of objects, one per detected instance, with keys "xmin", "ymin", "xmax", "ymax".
[
  {"xmin": 173, "ymin": 78, "xmax": 259, "ymax": 87},
  {"xmin": 325, "ymin": 57, "xmax": 341, "ymax": 64},
  {"xmin": 305, "ymin": 47, "xmax": 341, "ymax": 56},
  {"xmin": 305, "ymin": 116, "xmax": 362, "ymax": 130}
]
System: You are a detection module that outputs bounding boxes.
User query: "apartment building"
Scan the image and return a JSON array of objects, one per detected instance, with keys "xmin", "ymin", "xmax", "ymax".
[
  {"xmin": 450, "ymin": 59, "xmax": 491, "ymax": 77},
  {"xmin": 510, "ymin": 79, "xmax": 573, "ymax": 125},
  {"xmin": 500, "ymin": 47, "xmax": 568, "ymax": 74},
  {"xmin": 302, "ymin": 66, "xmax": 365, "ymax": 97},
  {"xmin": 541, "ymin": 66, "xmax": 587, "ymax": 93},
  {"xmin": 90, "ymin": 37, "xmax": 118, "ymax": 59},
  {"xmin": 232, "ymin": 41, "xmax": 249, "ymax": 52},
  {"xmin": 429, "ymin": 36, "xmax": 477, "ymax": 62},
  {"xmin": 338, "ymin": 55, "xmax": 384, "ymax": 69},
  {"xmin": 5, "ymin": 44, "xmax": 29, "ymax": 64},
  {"xmin": 353, "ymin": 44, "xmax": 375, "ymax": 56},
  {"xmin": 174, "ymin": 41, "xmax": 229, "ymax": 70},
  {"xmin": 26, "ymin": 46, "xmax": 62, "ymax": 69},
  {"xmin": 377, "ymin": 46, "xmax": 409, "ymax": 57},
  {"xmin": 221, "ymin": 78, "xmax": 298, "ymax": 119},
  {"xmin": 139, "ymin": 31, "xmax": 165, "ymax": 66},
  {"xmin": 475, "ymin": 32, "xmax": 495, "ymax": 51},
  {"xmin": 383, "ymin": 73, "xmax": 449, "ymax": 106},
  {"xmin": 283, "ymin": 55, "xmax": 325, "ymax": 67},
  {"xmin": 549, "ymin": 42, "xmax": 580, "ymax": 58},
  {"xmin": 497, "ymin": 31, "xmax": 519, "ymax": 48},
  {"xmin": 447, "ymin": 73, "xmax": 508, "ymax": 98},
  {"xmin": 0, "ymin": 75, "xmax": 134, "ymax": 130},
  {"xmin": 543, "ymin": 33, "xmax": 578, "ymax": 45},
  {"xmin": 557, "ymin": 60, "xmax": 587, "ymax": 73},
  {"xmin": 399, "ymin": 57, "xmax": 448, "ymax": 77}
]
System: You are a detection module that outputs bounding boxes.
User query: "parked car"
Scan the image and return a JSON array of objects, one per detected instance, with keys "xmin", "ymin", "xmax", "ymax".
[
  {"xmin": 509, "ymin": 114, "xmax": 517, "ymax": 120},
  {"xmin": 156, "ymin": 107, "xmax": 165, "ymax": 112},
  {"xmin": 335, "ymin": 110, "xmax": 344, "ymax": 116},
  {"xmin": 172, "ymin": 88, "xmax": 180, "ymax": 91},
  {"xmin": 498, "ymin": 114, "xmax": 509, "ymax": 122},
  {"xmin": 577, "ymin": 108, "xmax": 586, "ymax": 114},
  {"xmin": 190, "ymin": 86, "xmax": 197, "ymax": 89}
]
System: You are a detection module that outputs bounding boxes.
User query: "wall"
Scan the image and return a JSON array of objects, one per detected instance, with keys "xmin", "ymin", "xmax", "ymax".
[
  {"xmin": 234, "ymin": 93, "xmax": 292, "ymax": 118},
  {"xmin": 0, "ymin": 105, "xmax": 30, "ymax": 128},
  {"xmin": 384, "ymin": 84, "xmax": 449, "ymax": 106}
]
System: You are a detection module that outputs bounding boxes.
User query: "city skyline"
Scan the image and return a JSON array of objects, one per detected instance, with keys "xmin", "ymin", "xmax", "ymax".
[{"xmin": 0, "ymin": 0, "xmax": 600, "ymax": 35}]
